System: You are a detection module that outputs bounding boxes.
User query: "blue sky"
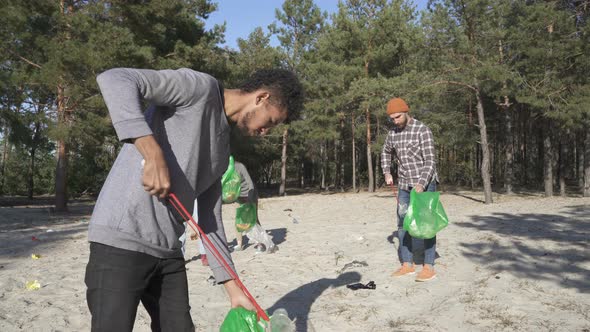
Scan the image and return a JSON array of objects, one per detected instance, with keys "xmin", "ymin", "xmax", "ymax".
[{"xmin": 205, "ymin": 0, "xmax": 429, "ymax": 49}]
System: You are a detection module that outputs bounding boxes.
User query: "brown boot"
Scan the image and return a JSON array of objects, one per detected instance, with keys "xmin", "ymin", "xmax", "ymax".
[
  {"xmin": 392, "ymin": 263, "xmax": 416, "ymax": 277},
  {"xmin": 415, "ymin": 264, "xmax": 436, "ymax": 282}
]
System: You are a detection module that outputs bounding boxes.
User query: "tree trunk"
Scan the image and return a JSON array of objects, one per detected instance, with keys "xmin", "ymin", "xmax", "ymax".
[
  {"xmin": 475, "ymin": 87, "xmax": 493, "ymax": 204},
  {"xmin": 28, "ymin": 121, "xmax": 42, "ymax": 199},
  {"xmin": 296, "ymin": 159, "xmax": 301, "ymax": 188},
  {"xmin": 537, "ymin": 124, "xmax": 544, "ymax": 184},
  {"xmin": 55, "ymin": 139, "xmax": 68, "ymax": 210},
  {"xmin": 0, "ymin": 127, "xmax": 9, "ymax": 195},
  {"xmin": 584, "ymin": 128, "xmax": 590, "ymax": 197},
  {"xmin": 366, "ymin": 107, "xmax": 374, "ymax": 192},
  {"xmin": 55, "ymin": 2, "xmax": 73, "ymax": 211},
  {"xmin": 320, "ymin": 141, "xmax": 326, "ymax": 189},
  {"xmin": 340, "ymin": 140, "xmax": 345, "ymax": 190},
  {"xmin": 552, "ymin": 135, "xmax": 559, "ymax": 190},
  {"xmin": 374, "ymin": 154, "xmax": 380, "ymax": 188},
  {"xmin": 498, "ymin": 39, "xmax": 513, "ymax": 194},
  {"xmin": 577, "ymin": 130, "xmax": 584, "ymax": 189},
  {"xmin": 352, "ymin": 117, "xmax": 356, "ymax": 192},
  {"xmin": 55, "ymin": 83, "xmax": 68, "ymax": 212},
  {"xmin": 476, "ymin": 142, "xmax": 481, "ymax": 178},
  {"xmin": 310, "ymin": 158, "xmax": 315, "ymax": 185},
  {"xmin": 335, "ymin": 115, "xmax": 344, "ymax": 189},
  {"xmin": 543, "ymin": 119, "xmax": 553, "ymax": 197},
  {"xmin": 522, "ymin": 108, "xmax": 528, "ymax": 186},
  {"xmin": 375, "ymin": 116, "xmax": 380, "ymax": 187},
  {"xmin": 339, "ymin": 116, "xmax": 345, "ymax": 189},
  {"xmin": 504, "ymin": 107, "xmax": 514, "ymax": 194},
  {"xmin": 559, "ymin": 132, "xmax": 568, "ymax": 197},
  {"xmin": 334, "ymin": 138, "xmax": 339, "ymax": 188},
  {"xmin": 28, "ymin": 146, "xmax": 36, "ymax": 200},
  {"xmin": 300, "ymin": 161, "xmax": 304, "ymax": 188},
  {"xmin": 492, "ymin": 137, "xmax": 497, "ymax": 185},
  {"xmin": 470, "ymin": 147, "xmax": 475, "ymax": 189},
  {"xmin": 279, "ymin": 128, "xmax": 288, "ymax": 196}
]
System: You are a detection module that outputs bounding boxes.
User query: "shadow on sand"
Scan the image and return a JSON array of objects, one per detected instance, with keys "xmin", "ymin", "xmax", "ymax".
[{"xmin": 267, "ymin": 271, "xmax": 362, "ymax": 332}]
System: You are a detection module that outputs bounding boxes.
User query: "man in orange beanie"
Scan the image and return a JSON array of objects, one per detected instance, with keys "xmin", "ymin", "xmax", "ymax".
[{"xmin": 381, "ymin": 97, "xmax": 439, "ymax": 282}]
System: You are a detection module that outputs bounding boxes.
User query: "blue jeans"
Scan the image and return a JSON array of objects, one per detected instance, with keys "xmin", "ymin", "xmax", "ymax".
[{"xmin": 397, "ymin": 182, "xmax": 437, "ymax": 265}]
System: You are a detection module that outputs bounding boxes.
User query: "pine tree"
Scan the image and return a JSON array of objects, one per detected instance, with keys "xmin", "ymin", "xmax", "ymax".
[
  {"xmin": 270, "ymin": 0, "xmax": 326, "ymax": 194},
  {"xmin": 0, "ymin": 0, "xmax": 225, "ymax": 207},
  {"xmin": 419, "ymin": 0, "xmax": 520, "ymax": 203},
  {"xmin": 311, "ymin": 0, "xmax": 420, "ymax": 192}
]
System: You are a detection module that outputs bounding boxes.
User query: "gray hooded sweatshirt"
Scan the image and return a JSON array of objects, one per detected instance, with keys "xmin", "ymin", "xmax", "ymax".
[{"xmin": 89, "ymin": 68, "xmax": 235, "ymax": 282}]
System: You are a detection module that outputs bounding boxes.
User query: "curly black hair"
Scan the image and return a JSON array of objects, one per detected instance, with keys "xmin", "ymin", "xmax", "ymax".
[{"xmin": 238, "ymin": 69, "xmax": 304, "ymax": 123}]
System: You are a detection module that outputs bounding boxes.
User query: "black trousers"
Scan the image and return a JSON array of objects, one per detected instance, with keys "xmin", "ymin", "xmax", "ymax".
[{"xmin": 85, "ymin": 242, "xmax": 194, "ymax": 332}]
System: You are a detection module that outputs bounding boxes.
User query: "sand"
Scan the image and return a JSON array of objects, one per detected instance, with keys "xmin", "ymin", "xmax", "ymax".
[{"xmin": 0, "ymin": 190, "xmax": 588, "ymax": 331}]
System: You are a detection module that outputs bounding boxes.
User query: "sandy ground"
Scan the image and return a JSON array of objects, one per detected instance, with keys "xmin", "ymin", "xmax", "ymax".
[{"xmin": 0, "ymin": 190, "xmax": 588, "ymax": 332}]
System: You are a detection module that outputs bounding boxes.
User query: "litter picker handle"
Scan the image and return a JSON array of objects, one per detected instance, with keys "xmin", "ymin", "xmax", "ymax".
[
  {"xmin": 167, "ymin": 193, "xmax": 270, "ymax": 322},
  {"xmin": 389, "ymin": 182, "xmax": 397, "ymax": 195},
  {"xmin": 388, "ymin": 176, "xmax": 398, "ymax": 204}
]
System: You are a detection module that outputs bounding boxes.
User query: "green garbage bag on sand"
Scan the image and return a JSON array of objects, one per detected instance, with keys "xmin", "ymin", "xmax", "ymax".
[
  {"xmin": 403, "ymin": 189, "xmax": 449, "ymax": 239},
  {"xmin": 235, "ymin": 203, "xmax": 257, "ymax": 233},
  {"xmin": 220, "ymin": 307, "xmax": 267, "ymax": 332},
  {"xmin": 222, "ymin": 156, "xmax": 242, "ymax": 203}
]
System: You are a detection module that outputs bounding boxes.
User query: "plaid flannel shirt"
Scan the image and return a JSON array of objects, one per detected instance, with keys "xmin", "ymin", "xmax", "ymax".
[{"xmin": 381, "ymin": 118, "xmax": 438, "ymax": 190}]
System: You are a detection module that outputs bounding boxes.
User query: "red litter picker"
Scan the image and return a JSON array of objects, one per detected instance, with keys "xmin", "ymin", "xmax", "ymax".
[{"xmin": 167, "ymin": 193, "xmax": 270, "ymax": 323}]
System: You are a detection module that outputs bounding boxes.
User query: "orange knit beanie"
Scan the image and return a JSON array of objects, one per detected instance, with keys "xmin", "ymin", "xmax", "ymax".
[{"xmin": 386, "ymin": 98, "xmax": 409, "ymax": 114}]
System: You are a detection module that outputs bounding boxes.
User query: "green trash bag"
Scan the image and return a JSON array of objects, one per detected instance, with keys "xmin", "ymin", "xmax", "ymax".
[
  {"xmin": 220, "ymin": 307, "xmax": 268, "ymax": 332},
  {"xmin": 235, "ymin": 203, "xmax": 257, "ymax": 233},
  {"xmin": 402, "ymin": 189, "xmax": 449, "ymax": 239},
  {"xmin": 222, "ymin": 156, "xmax": 242, "ymax": 203}
]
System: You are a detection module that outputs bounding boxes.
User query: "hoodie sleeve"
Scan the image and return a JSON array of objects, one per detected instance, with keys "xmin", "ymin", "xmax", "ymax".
[{"xmin": 96, "ymin": 68, "xmax": 210, "ymax": 142}]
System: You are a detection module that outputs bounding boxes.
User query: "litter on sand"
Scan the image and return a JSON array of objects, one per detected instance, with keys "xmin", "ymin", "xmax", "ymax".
[
  {"xmin": 339, "ymin": 260, "xmax": 368, "ymax": 273},
  {"xmin": 25, "ymin": 280, "xmax": 41, "ymax": 291},
  {"xmin": 207, "ymin": 276, "xmax": 216, "ymax": 286},
  {"xmin": 346, "ymin": 281, "xmax": 376, "ymax": 290},
  {"xmin": 31, "ymin": 254, "xmax": 41, "ymax": 259}
]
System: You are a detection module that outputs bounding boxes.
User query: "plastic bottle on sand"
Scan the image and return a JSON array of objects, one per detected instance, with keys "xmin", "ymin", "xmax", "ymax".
[{"xmin": 270, "ymin": 308, "xmax": 295, "ymax": 332}]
